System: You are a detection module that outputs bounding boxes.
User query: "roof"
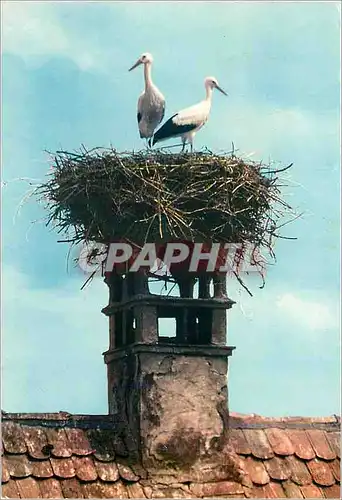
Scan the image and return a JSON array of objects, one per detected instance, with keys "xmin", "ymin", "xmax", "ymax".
[{"xmin": 1, "ymin": 412, "xmax": 340, "ymax": 499}]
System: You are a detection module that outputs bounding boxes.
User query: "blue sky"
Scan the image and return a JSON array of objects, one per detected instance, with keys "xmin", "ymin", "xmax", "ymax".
[{"xmin": 1, "ymin": 1, "xmax": 340, "ymax": 417}]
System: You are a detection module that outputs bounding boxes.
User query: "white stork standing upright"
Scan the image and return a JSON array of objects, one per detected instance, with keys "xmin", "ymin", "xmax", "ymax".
[
  {"xmin": 129, "ymin": 52, "xmax": 165, "ymax": 145},
  {"xmin": 149, "ymin": 76, "xmax": 227, "ymax": 152}
]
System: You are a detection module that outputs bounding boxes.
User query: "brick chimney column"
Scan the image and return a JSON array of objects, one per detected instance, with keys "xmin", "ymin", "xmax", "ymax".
[
  {"xmin": 102, "ymin": 272, "xmax": 239, "ymax": 480},
  {"xmin": 103, "ymin": 343, "xmax": 235, "ymax": 474}
]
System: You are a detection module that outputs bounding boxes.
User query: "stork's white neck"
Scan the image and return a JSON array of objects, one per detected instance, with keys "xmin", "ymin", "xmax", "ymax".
[
  {"xmin": 144, "ymin": 63, "xmax": 153, "ymax": 89},
  {"xmin": 205, "ymin": 85, "xmax": 213, "ymax": 101}
]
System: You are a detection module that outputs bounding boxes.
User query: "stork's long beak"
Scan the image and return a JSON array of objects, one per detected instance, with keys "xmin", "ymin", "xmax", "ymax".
[
  {"xmin": 129, "ymin": 59, "xmax": 142, "ymax": 72},
  {"xmin": 216, "ymin": 85, "xmax": 228, "ymax": 96}
]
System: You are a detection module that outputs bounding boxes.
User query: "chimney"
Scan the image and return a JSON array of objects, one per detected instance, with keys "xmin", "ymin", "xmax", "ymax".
[{"xmin": 102, "ymin": 256, "xmax": 237, "ymax": 479}]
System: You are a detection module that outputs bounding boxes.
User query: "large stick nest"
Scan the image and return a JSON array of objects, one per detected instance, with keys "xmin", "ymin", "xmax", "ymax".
[{"xmin": 36, "ymin": 147, "xmax": 296, "ymax": 277}]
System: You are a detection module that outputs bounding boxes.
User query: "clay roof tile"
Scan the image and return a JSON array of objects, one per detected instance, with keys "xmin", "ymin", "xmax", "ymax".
[
  {"xmin": 50, "ymin": 457, "xmax": 76, "ymax": 479},
  {"xmin": 242, "ymin": 430, "xmax": 274, "ymax": 460},
  {"xmin": 264, "ymin": 456, "xmax": 291, "ymax": 481},
  {"xmin": 65, "ymin": 428, "xmax": 94, "ymax": 456},
  {"xmin": 117, "ymin": 463, "xmax": 140, "ymax": 482},
  {"xmin": 72, "ymin": 456, "xmax": 98, "ymax": 482},
  {"xmin": 1, "ymin": 479, "xmax": 21, "ymax": 499},
  {"xmin": 95, "ymin": 460, "xmax": 120, "ymax": 482},
  {"xmin": 265, "ymin": 428, "xmax": 295, "ymax": 456},
  {"xmin": 306, "ymin": 430, "xmax": 336, "ymax": 461},
  {"xmin": 285, "ymin": 455, "xmax": 312, "ymax": 486},
  {"xmin": 60, "ymin": 477, "xmax": 85, "ymax": 498},
  {"xmin": 16, "ymin": 477, "xmax": 42, "ymax": 498},
  {"xmin": 307, "ymin": 458, "xmax": 336, "ymax": 487},
  {"xmin": 189, "ymin": 480, "xmax": 244, "ymax": 497},
  {"xmin": 326, "ymin": 432, "xmax": 340, "ymax": 459},
  {"xmin": 229, "ymin": 429, "xmax": 251, "ymax": 455},
  {"xmin": 6, "ymin": 454, "xmax": 33, "ymax": 479},
  {"xmin": 2, "ymin": 422, "xmax": 27, "ymax": 454},
  {"xmin": 300, "ymin": 484, "xmax": 324, "ymax": 498},
  {"xmin": 286, "ymin": 429, "xmax": 316, "ymax": 460},
  {"xmin": 1, "ymin": 456, "xmax": 10, "ymax": 483},
  {"xmin": 329, "ymin": 458, "xmax": 340, "ymax": 482},
  {"xmin": 281, "ymin": 480, "xmax": 304, "ymax": 498},
  {"xmin": 38, "ymin": 478, "xmax": 64, "ymax": 498},
  {"xmin": 243, "ymin": 457, "xmax": 270, "ymax": 485},
  {"xmin": 322, "ymin": 484, "xmax": 341, "ymax": 499},
  {"xmin": 21, "ymin": 426, "xmax": 49, "ymax": 460},
  {"xmin": 45, "ymin": 428, "xmax": 72, "ymax": 458},
  {"xmin": 31, "ymin": 459, "xmax": 54, "ymax": 479}
]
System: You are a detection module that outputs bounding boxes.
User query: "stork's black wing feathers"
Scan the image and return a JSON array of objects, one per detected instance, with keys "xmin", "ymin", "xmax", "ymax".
[
  {"xmin": 137, "ymin": 112, "xmax": 142, "ymax": 123},
  {"xmin": 152, "ymin": 114, "xmax": 197, "ymax": 146}
]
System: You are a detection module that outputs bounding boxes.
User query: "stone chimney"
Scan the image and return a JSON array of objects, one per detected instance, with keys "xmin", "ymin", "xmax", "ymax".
[{"xmin": 102, "ymin": 264, "xmax": 236, "ymax": 479}]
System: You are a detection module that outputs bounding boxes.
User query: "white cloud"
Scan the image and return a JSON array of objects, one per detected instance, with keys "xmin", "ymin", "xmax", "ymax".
[{"xmin": 276, "ymin": 292, "xmax": 339, "ymax": 331}]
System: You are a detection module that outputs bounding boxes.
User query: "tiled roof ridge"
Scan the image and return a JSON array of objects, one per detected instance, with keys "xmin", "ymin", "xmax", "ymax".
[{"xmin": 2, "ymin": 411, "xmax": 341, "ymax": 431}]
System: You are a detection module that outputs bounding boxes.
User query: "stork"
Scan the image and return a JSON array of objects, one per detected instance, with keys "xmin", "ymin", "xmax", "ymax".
[
  {"xmin": 129, "ymin": 52, "xmax": 165, "ymax": 145},
  {"xmin": 149, "ymin": 76, "xmax": 227, "ymax": 152}
]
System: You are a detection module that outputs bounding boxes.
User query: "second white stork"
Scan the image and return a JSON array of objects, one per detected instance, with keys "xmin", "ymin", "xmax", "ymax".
[
  {"xmin": 149, "ymin": 76, "xmax": 227, "ymax": 152},
  {"xmin": 129, "ymin": 52, "xmax": 165, "ymax": 144}
]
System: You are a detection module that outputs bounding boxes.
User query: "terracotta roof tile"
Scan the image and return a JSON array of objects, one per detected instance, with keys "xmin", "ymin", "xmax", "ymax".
[
  {"xmin": 126, "ymin": 482, "xmax": 147, "ymax": 498},
  {"xmin": 265, "ymin": 428, "xmax": 295, "ymax": 456},
  {"xmin": 322, "ymin": 484, "xmax": 341, "ymax": 499},
  {"xmin": 243, "ymin": 430, "xmax": 274, "ymax": 459},
  {"xmin": 31, "ymin": 459, "xmax": 54, "ymax": 479},
  {"xmin": 82, "ymin": 480, "xmax": 129, "ymax": 498},
  {"xmin": 244, "ymin": 457, "xmax": 270, "ymax": 485},
  {"xmin": 117, "ymin": 462, "xmax": 140, "ymax": 481},
  {"xmin": 50, "ymin": 457, "xmax": 76, "ymax": 479},
  {"xmin": 307, "ymin": 459, "xmax": 336, "ymax": 487},
  {"xmin": 264, "ymin": 456, "xmax": 291, "ymax": 481},
  {"xmin": 285, "ymin": 455, "xmax": 312, "ymax": 486},
  {"xmin": 228, "ymin": 429, "xmax": 251, "ymax": 455},
  {"xmin": 251, "ymin": 482, "xmax": 287, "ymax": 499},
  {"xmin": 21, "ymin": 426, "xmax": 49, "ymax": 460},
  {"xmin": 300, "ymin": 484, "xmax": 324, "ymax": 498},
  {"xmin": 150, "ymin": 486, "xmax": 192, "ymax": 498},
  {"xmin": 82, "ymin": 481, "xmax": 106, "ymax": 498},
  {"xmin": 95, "ymin": 460, "xmax": 119, "ymax": 482},
  {"xmin": 1, "ymin": 413, "xmax": 340, "ymax": 499},
  {"xmin": 329, "ymin": 458, "xmax": 340, "ymax": 482},
  {"xmin": 72, "ymin": 456, "xmax": 98, "ymax": 481},
  {"xmin": 87, "ymin": 429, "xmax": 115, "ymax": 462},
  {"xmin": 2, "ymin": 457, "xmax": 10, "ymax": 483},
  {"xmin": 16, "ymin": 476, "xmax": 41, "ymax": 498},
  {"xmin": 281, "ymin": 480, "xmax": 304, "ymax": 498},
  {"xmin": 306, "ymin": 430, "xmax": 336, "ymax": 460},
  {"xmin": 326, "ymin": 432, "xmax": 340, "ymax": 459},
  {"xmin": 45, "ymin": 428, "xmax": 72, "ymax": 458},
  {"xmin": 2, "ymin": 422, "xmax": 27, "ymax": 454},
  {"xmin": 247, "ymin": 485, "xmax": 272, "ymax": 498},
  {"xmin": 266, "ymin": 482, "xmax": 287, "ymax": 498},
  {"xmin": 287, "ymin": 429, "xmax": 316, "ymax": 460},
  {"xmin": 189, "ymin": 480, "xmax": 244, "ymax": 497},
  {"xmin": 6, "ymin": 454, "xmax": 33, "ymax": 478},
  {"xmin": 38, "ymin": 478, "xmax": 64, "ymax": 498},
  {"xmin": 65, "ymin": 428, "xmax": 94, "ymax": 456},
  {"xmin": 60, "ymin": 478, "xmax": 85, "ymax": 498},
  {"xmin": 1, "ymin": 479, "xmax": 21, "ymax": 499}
]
